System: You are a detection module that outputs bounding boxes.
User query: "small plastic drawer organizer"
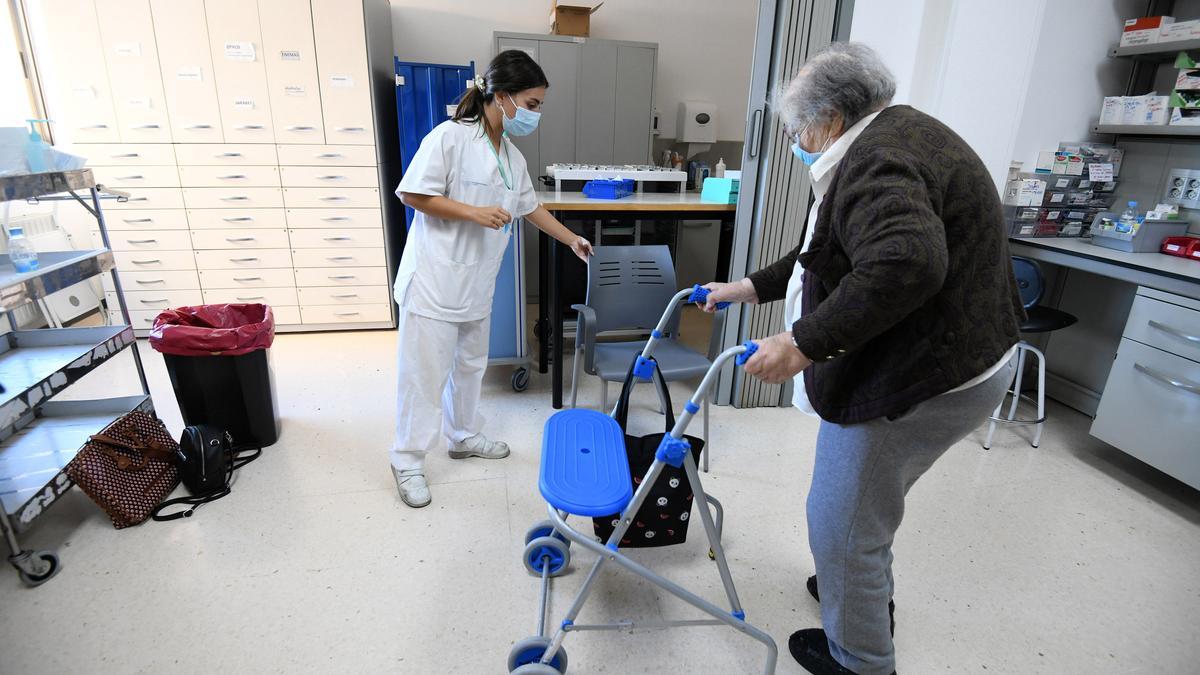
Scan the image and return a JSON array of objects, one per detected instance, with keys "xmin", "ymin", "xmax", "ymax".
[
  {"xmin": 1090, "ymin": 212, "xmax": 1191, "ymax": 253},
  {"xmin": 582, "ymin": 178, "xmax": 635, "ymax": 200}
]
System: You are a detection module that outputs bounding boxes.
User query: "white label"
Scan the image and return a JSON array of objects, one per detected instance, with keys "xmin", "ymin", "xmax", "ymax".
[
  {"xmin": 284, "ymin": 85, "xmax": 305, "ymax": 97},
  {"xmin": 177, "ymin": 67, "xmax": 203, "ymax": 82},
  {"xmin": 280, "ymin": 50, "xmax": 301, "ymax": 61},
  {"xmin": 330, "ymin": 74, "xmax": 354, "ymax": 88},
  {"xmin": 233, "ymin": 98, "xmax": 255, "ymax": 110},
  {"xmin": 114, "ymin": 42, "xmax": 141, "ymax": 57},
  {"xmin": 1088, "ymin": 163, "xmax": 1114, "ymax": 182},
  {"xmin": 128, "ymin": 97, "xmax": 151, "ymax": 109},
  {"xmin": 1054, "ymin": 178, "xmax": 1071, "ymax": 189},
  {"xmin": 1167, "ymin": 244, "xmax": 1181, "ymax": 252},
  {"xmin": 224, "ymin": 41, "xmax": 256, "ymax": 61},
  {"xmin": 72, "ymin": 86, "xmax": 95, "ymax": 99},
  {"xmin": 1050, "ymin": 193, "xmax": 1065, "ymax": 204},
  {"xmin": 445, "ymin": 104, "xmax": 456, "ymax": 117}
]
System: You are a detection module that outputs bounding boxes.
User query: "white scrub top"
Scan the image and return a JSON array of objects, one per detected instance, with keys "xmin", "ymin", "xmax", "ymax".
[{"xmin": 393, "ymin": 120, "xmax": 540, "ymax": 322}]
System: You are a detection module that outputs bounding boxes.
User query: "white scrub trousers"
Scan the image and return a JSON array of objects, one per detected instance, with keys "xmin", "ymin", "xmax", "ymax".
[{"xmin": 390, "ymin": 309, "xmax": 490, "ymax": 472}]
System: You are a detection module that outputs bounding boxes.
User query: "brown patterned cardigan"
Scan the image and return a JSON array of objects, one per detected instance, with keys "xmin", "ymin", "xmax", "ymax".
[{"xmin": 749, "ymin": 105, "xmax": 1025, "ymax": 424}]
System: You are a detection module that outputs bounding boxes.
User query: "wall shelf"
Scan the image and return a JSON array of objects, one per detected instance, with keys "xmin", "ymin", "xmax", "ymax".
[
  {"xmin": 1110, "ymin": 40, "xmax": 1200, "ymax": 61},
  {"xmin": 1093, "ymin": 124, "xmax": 1200, "ymax": 137}
]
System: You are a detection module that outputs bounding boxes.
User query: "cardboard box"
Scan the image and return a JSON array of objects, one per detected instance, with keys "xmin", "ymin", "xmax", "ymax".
[
  {"xmin": 1160, "ymin": 18, "xmax": 1200, "ymax": 42},
  {"xmin": 1121, "ymin": 15, "xmax": 1173, "ymax": 47},
  {"xmin": 551, "ymin": 2, "xmax": 603, "ymax": 37}
]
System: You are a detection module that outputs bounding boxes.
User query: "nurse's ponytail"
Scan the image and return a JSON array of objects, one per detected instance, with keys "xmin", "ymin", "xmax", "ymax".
[{"xmin": 453, "ymin": 50, "xmax": 549, "ymax": 128}]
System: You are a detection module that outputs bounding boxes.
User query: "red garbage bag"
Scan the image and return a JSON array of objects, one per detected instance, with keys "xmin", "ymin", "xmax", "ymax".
[{"xmin": 149, "ymin": 304, "xmax": 275, "ymax": 356}]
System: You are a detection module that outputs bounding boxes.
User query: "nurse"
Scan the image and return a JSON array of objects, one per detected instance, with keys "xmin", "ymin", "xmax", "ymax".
[{"xmin": 390, "ymin": 50, "xmax": 593, "ymax": 508}]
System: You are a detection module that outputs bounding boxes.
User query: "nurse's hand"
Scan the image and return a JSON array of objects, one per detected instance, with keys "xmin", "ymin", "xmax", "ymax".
[
  {"xmin": 467, "ymin": 205, "xmax": 512, "ymax": 230},
  {"xmin": 569, "ymin": 236, "xmax": 594, "ymax": 262},
  {"xmin": 696, "ymin": 279, "xmax": 758, "ymax": 312},
  {"xmin": 743, "ymin": 331, "xmax": 811, "ymax": 384}
]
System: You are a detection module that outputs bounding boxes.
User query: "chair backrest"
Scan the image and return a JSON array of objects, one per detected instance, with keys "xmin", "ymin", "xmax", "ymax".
[
  {"xmin": 586, "ymin": 245, "xmax": 681, "ymax": 335},
  {"xmin": 1011, "ymin": 256, "xmax": 1043, "ymax": 309}
]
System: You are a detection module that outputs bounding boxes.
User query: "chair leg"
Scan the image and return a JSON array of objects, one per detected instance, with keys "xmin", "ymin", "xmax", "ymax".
[
  {"xmin": 1031, "ymin": 344, "xmax": 1046, "ymax": 448},
  {"xmin": 1006, "ymin": 345, "xmax": 1028, "ymax": 422},
  {"xmin": 982, "ymin": 394, "xmax": 1004, "ymax": 450},
  {"xmin": 702, "ymin": 393, "xmax": 711, "ymax": 473},
  {"xmin": 569, "ymin": 345, "xmax": 583, "ymax": 409}
]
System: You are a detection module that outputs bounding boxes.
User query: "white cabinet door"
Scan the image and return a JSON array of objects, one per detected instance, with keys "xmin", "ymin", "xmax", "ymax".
[
  {"xmin": 204, "ymin": 0, "xmax": 275, "ymax": 143},
  {"xmin": 30, "ymin": 0, "xmax": 120, "ymax": 143},
  {"xmin": 310, "ymin": 0, "xmax": 373, "ymax": 145},
  {"xmin": 257, "ymin": 0, "xmax": 325, "ymax": 144},
  {"xmin": 94, "ymin": 0, "xmax": 172, "ymax": 143},
  {"xmin": 150, "ymin": 0, "xmax": 224, "ymax": 142}
]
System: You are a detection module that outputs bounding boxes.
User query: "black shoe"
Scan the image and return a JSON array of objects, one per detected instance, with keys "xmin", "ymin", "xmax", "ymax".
[
  {"xmin": 806, "ymin": 575, "xmax": 896, "ymax": 637},
  {"xmin": 788, "ymin": 628, "xmax": 897, "ymax": 675}
]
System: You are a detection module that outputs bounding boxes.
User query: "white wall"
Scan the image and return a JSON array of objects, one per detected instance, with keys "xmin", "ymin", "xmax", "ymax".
[{"xmin": 389, "ymin": 0, "xmax": 757, "ymax": 141}]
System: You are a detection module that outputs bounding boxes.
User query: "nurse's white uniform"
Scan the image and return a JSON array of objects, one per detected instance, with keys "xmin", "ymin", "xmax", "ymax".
[{"xmin": 390, "ymin": 120, "xmax": 539, "ymax": 471}]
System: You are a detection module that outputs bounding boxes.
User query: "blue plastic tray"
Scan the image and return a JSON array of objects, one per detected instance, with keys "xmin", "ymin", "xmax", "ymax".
[{"xmin": 583, "ymin": 178, "xmax": 635, "ymax": 200}]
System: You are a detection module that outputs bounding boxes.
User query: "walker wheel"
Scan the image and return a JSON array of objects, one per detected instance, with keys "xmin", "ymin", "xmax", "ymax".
[
  {"xmin": 507, "ymin": 636, "xmax": 568, "ymax": 673},
  {"xmin": 16, "ymin": 550, "xmax": 60, "ymax": 587},
  {"xmin": 523, "ymin": 536, "xmax": 569, "ymax": 577},
  {"xmin": 512, "ymin": 367, "xmax": 530, "ymax": 392},
  {"xmin": 524, "ymin": 519, "xmax": 569, "ymax": 546}
]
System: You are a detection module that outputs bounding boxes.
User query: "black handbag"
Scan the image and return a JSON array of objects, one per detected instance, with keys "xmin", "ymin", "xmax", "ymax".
[
  {"xmin": 151, "ymin": 424, "xmax": 261, "ymax": 521},
  {"xmin": 592, "ymin": 357, "xmax": 704, "ymax": 548}
]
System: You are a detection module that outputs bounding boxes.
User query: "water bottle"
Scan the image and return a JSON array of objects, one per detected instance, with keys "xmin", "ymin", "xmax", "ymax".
[
  {"xmin": 9, "ymin": 226, "xmax": 39, "ymax": 273},
  {"xmin": 1116, "ymin": 201, "xmax": 1138, "ymax": 235}
]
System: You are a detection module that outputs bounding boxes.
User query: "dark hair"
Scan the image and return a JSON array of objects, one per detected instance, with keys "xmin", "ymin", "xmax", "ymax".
[{"xmin": 453, "ymin": 50, "xmax": 549, "ymax": 129}]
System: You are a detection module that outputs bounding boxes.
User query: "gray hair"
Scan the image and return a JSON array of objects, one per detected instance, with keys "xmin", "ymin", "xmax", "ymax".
[{"xmin": 775, "ymin": 42, "xmax": 896, "ymax": 133}]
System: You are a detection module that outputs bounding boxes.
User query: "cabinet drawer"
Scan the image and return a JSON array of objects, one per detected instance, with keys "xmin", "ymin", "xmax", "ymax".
[
  {"xmin": 279, "ymin": 166, "xmax": 378, "ymax": 188},
  {"xmin": 113, "ymin": 249, "xmax": 197, "ymax": 271},
  {"xmin": 311, "ymin": 0, "xmax": 374, "ymax": 146},
  {"xmin": 105, "ymin": 188, "xmax": 185, "ymax": 210},
  {"xmin": 1124, "ymin": 293, "xmax": 1200, "ymax": 365},
  {"xmin": 76, "ymin": 143, "xmax": 177, "ymax": 166},
  {"xmin": 203, "ymin": 286, "xmax": 298, "ymax": 306},
  {"xmin": 273, "ymin": 305, "xmax": 301, "ymax": 325},
  {"xmin": 150, "ymin": 0, "xmax": 224, "ymax": 143},
  {"xmin": 121, "ymin": 270, "xmax": 201, "ymax": 290},
  {"xmin": 94, "ymin": 0, "xmax": 172, "ymax": 143},
  {"xmin": 298, "ymin": 285, "xmax": 389, "ymax": 305},
  {"xmin": 283, "ymin": 187, "xmax": 379, "ymax": 209},
  {"xmin": 186, "ymin": 209, "xmax": 287, "ymax": 230},
  {"xmin": 173, "ymin": 144, "xmax": 278, "ymax": 166},
  {"xmin": 1091, "ymin": 338, "xmax": 1200, "ymax": 489},
  {"xmin": 124, "ymin": 289, "xmax": 204, "ymax": 310},
  {"xmin": 275, "ymin": 144, "xmax": 376, "ymax": 166},
  {"xmin": 200, "ymin": 268, "xmax": 296, "ymax": 288},
  {"xmin": 288, "ymin": 227, "xmax": 384, "ymax": 249},
  {"xmin": 91, "ymin": 165, "xmax": 180, "ymax": 188},
  {"xmin": 183, "ymin": 187, "xmax": 284, "ymax": 209},
  {"xmin": 111, "ymin": 229, "xmax": 193, "ymax": 251},
  {"xmin": 178, "ymin": 165, "xmax": 281, "ymax": 188},
  {"xmin": 294, "ymin": 266, "xmax": 388, "ymax": 287},
  {"xmin": 36, "ymin": 0, "xmax": 121, "ymax": 144},
  {"xmin": 291, "ymin": 248, "xmax": 386, "ymax": 268},
  {"xmin": 285, "ymin": 208, "xmax": 382, "ymax": 229},
  {"xmin": 106, "ymin": 209, "xmax": 189, "ymax": 231},
  {"xmin": 194, "ymin": 249, "xmax": 294, "ymax": 269},
  {"xmin": 301, "ymin": 303, "xmax": 391, "ymax": 324},
  {"xmin": 190, "ymin": 228, "xmax": 291, "ymax": 250}
]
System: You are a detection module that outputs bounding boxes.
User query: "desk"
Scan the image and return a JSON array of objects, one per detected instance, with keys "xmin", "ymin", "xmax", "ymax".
[
  {"xmin": 537, "ymin": 191, "xmax": 738, "ymax": 409},
  {"xmin": 1009, "ymin": 237, "xmax": 1200, "ymax": 301}
]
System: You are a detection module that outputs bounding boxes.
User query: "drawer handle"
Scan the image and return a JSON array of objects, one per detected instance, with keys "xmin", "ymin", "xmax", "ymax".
[
  {"xmin": 236, "ymin": 124, "xmax": 265, "ymax": 130},
  {"xmin": 1134, "ymin": 363, "xmax": 1200, "ymax": 396},
  {"xmin": 1148, "ymin": 320, "xmax": 1200, "ymax": 344},
  {"xmin": 236, "ymin": 296, "xmax": 264, "ymax": 301},
  {"xmin": 128, "ymin": 197, "xmax": 149, "ymax": 202},
  {"xmin": 122, "ymin": 218, "xmax": 153, "ymax": 223},
  {"xmin": 226, "ymin": 237, "xmax": 257, "ymax": 242},
  {"xmin": 222, "ymin": 216, "xmax": 254, "ymax": 222},
  {"xmin": 327, "ymin": 256, "xmax": 355, "ymax": 261},
  {"xmin": 329, "ymin": 275, "xmax": 356, "ymax": 280},
  {"xmin": 324, "ymin": 236, "xmax": 352, "ymax": 241},
  {"xmin": 216, "ymin": 152, "xmax": 244, "ymax": 158},
  {"xmin": 82, "ymin": 123, "xmax": 110, "ymax": 129},
  {"xmin": 117, "ymin": 175, "xmax": 145, "ymax": 181},
  {"xmin": 316, "ymin": 153, "xmax": 344, "ymax": 159},
  {"xmin": 319, "ymin": 196, "xmax": 348, "ymax": 202},
  {"xmin": 233, "ymin": 276, "xmax": 263, "ymax": 282},
  {"xmin": 318, "ymin": 175, "xmax": 346, "ymax": 180},
  {"xmin": 230, "ymin": 257, "xmax": 260, "ymax": 262},
  {"xmin": 130, "ymin": 258, "xmax": 161, "ymax": 265},
  {"xmin": 112, "ymin": 153, "xmax": 141, "ymax": 158},
  {"xmin": 220, "ymin": 196, "xmax": 250, "ymax": 201},
  {"xmin": 334, "ymin": 311, "xmax": 360, "ymax": 317},
  {"xmin": 126, "ymin": 238, "xmax": 157, "ymax": 244},
  {"xmin": 139, "ymin": 298, "xmax": 169, "ymax": 304},
  {"xmin": 331, "ymin": 293, "xmax": 359, "ymax": 299},
  {"xmin": 185, "ymin": 124, "xmax": 214, "ymax": 130},
  {"xmin": 218, "ymin": 174, "xmax": 248, "ymax": 180},
  {"xmin": 133, "ymin": 124, "xmax": 161, "ymax": 130},
  {"xmin": 321, "ymin": 216, "xmax": 351, "ymax": 221},
  {"xmin": 134, "ymin": 279, "xmax": 165, "ymax": 285},
  {"xmin": 287, "ymin": 125, "xmax": 317, "ymax": 131},
  {"xmin": 336, "ymin": 127, "xmax": 365, "ymax": 132}
]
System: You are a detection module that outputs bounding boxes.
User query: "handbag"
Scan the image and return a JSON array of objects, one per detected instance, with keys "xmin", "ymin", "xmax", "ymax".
[
  {"xmin": 65, "ymin": 411, "xmax": 181, "ymax": 529},
  {"xmin": 592, "ymin": 356, "xmax": 705, "ymax": 548},
  {"xmin": 151, "ymin": 424, "xmax": 261, "ymax": 521}
]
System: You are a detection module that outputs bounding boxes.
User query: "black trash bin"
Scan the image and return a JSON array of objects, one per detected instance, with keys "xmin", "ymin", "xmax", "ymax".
[{"xmin": 150, "ymin": 304, "xmax": 280, "ymax": 447}]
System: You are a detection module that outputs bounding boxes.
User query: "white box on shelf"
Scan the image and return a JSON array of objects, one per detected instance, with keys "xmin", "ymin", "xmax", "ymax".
[
  {"xmin": 1160, "ymin": 18, "xmax": 1200, "ymax": 43},
  {"xmin": 1120, "ymin": 15, "xmax": 1173, "ymax": 47},
  {"xmin": 1122, "ymin": 96, "xmax": 1144, "ymax": 124},
  {"xmin": 1099, "ymin": 96, "xmax": 1124, "ymax": 125},
  {"xmin": 1144, "ymin": 95, "xmax": 1170, "ymax": 125}
]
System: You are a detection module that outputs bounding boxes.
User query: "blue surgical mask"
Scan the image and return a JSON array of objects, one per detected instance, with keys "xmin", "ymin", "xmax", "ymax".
[
  {"xmin": 501, "ymin": 94, "xmax": 541, "ymax": 136},
  {"xmin": 791, "ymin": 141, "xmax": 823, "ymax": 166}
]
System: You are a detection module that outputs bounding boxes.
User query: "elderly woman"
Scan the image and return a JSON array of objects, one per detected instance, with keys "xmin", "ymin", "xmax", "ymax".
[{"xmin": 701, "ymin": 43, "xmax": 1024, "ymax": 675}]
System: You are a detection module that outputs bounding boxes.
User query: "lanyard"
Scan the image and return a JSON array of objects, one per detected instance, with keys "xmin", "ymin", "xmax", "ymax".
[{"xmin": 486, "ymin": 134, "xmax": 514, "ymax": 190}]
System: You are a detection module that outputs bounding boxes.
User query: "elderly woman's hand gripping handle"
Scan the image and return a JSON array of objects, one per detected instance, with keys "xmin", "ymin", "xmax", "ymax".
[{"xmin": 694, "ymin": 278, "xmax": 759, "ymax": 313}]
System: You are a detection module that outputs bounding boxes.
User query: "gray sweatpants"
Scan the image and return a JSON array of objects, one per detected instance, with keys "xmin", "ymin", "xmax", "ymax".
[{"xmin": 807, "ymin": 356, "xmax": 1015, "ymax": 675}]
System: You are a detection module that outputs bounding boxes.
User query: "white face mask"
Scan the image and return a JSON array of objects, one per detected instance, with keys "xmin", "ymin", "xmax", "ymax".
[{"xmin": 500, "ymin": 94, "xmax": 541, "ymax": 136}]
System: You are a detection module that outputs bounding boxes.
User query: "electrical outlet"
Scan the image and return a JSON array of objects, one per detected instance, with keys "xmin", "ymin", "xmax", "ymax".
[{"xmin": 1164, "ymin": 168, "xmax": 1200, "ymax": 209}]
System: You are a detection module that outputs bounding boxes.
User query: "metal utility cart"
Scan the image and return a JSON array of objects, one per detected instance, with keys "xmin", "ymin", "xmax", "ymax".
[{"xmin": 0, "ymin": 169, "xmax": 152, "ymax": 587}]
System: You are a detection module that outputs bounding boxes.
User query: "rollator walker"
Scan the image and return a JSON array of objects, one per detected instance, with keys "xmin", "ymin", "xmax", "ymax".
[{"xmin": 508, "ymin": 286, "xmax": 778, "ymax": 674}]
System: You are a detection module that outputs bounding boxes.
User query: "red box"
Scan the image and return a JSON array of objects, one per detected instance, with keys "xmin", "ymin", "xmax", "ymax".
[
  {"xmin": 1160, "ymin": 235, "xmax": 1200, "ymax": 261},
  {"xmin": 1121, "ymin": 15, "xmax": 1174, "ymax": 47}
]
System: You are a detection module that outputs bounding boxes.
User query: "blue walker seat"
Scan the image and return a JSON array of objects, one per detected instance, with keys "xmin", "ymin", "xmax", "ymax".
[{"xmin": 539, "ymin": 409, "xmax": 632, "ymax": 517}]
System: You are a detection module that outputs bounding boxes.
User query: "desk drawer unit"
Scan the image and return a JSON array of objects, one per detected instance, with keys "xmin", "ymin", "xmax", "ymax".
[
  {"xmin": 290, "ymin": 247, "xmax": 386, "ymax": 268},
  {"xmin": 1122, "ymin": 292, "xmax": 1200, "ymax": 365},
  {"xmin": 194, "ymin": 249, "xmax": 294, "ymax": 270},
  {"xmin": 287, "ymin": 227, "xmax": 384, "ymax": 249},
  {"xmin": 285, "ymin": 208, "xmax": 382, "ymax": 229},
  {"xmin": 190, "ymin": 229, "xmax": 291, "ymax": 250},
  {"xmin": 200, "ymin": 268, "xmax": 297, "ymax": 289}
]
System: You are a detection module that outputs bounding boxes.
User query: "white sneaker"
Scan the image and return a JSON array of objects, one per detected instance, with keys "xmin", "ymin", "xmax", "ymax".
[
  {"xmin": 449, "ymin": 433, "xmax": 510, "ymax": 460},
  {"xmin": 392, "ymin": 467, "xmax": 431, "ymax": 508}
]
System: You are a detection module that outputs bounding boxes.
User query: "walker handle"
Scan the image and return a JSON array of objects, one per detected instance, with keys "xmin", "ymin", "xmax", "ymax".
[
  {"xmin": 734, "ymin": 341, "xmax": 759, "ymax": 366},
  {"xmin": 688, "ymin": 284, "xmax": 730, "ymax": 310}
]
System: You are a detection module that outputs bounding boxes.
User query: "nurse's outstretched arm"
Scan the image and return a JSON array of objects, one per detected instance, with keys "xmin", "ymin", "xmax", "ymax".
[
  {"xmin": 525, "ymin": 206, "xmax": 594, "ymax": 262},
  {"xmin": 399, "ymin": 192, "xmax": 512, "ymax": 230}
]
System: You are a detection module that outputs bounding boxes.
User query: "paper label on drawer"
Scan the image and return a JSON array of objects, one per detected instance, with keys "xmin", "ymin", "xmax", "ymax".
[
  {"xmin": 280, "ymin": 50, "xmax": 301, "ymax": 61},
  {"xmin": 233, "ymin": 98, "xmax": 255, "ymax": 110},
  {"xmin": 330, "ymin": 75, "xmax": 354, "ymax": 88},
  {"xmin": 224, "ymin": 42, "xmax": 256, "ymax": 61},
  {"xmin": 284, "ymin": 85, "xmax": 306, "ymax": 97},
  {"xmin": 114, "ymin": 42, "xmax": 141, "ymax": 57},
  {"xmin": 128, "ymin": 97, "xmax": 151, "ymax": 109},
  {"xmin": 1088, "ymin": 163, "xmax": 1114, "ymax": 182},
  {"xmin": 177, "ymin": 67, "xmax": 203, "ymax": 82},
  {"xmin": 72, "ymin": 86, "xmax": 95, "ymax": 99}
]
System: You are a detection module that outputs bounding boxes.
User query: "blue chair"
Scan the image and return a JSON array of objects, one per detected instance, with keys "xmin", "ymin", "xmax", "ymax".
[{"xmin": 984, "ymin": 256, "xmax": 1077, "ymax": 449}]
